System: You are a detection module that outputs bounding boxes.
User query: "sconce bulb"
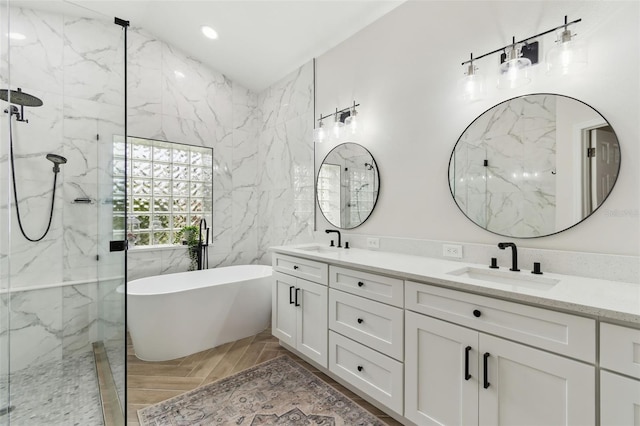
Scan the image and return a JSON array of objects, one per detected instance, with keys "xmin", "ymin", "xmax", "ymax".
[{"xmin": 331, "ymin": 114, "xmax": 344, "ymax": 140}]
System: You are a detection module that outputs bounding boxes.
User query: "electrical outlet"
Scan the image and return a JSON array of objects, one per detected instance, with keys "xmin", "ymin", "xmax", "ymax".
[
  {"xmin": 443, "ymin": 244, "xmax": 463, "ymax": 258},
  {"xmin": 367, "ymin": 238, "xmax": 380, "ymax": 249}
]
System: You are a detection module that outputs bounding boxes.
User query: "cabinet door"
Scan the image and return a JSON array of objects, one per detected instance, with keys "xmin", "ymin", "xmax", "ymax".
[
  {"xmin": 296, "ymin": 278, "xmax": 328, "ymax": 367},
  {"xmin": 479, "ymin": 334, "xmax": 595, "ymax": 426},
  {"xmin": 405, "ymin": 311, "xmax": 479, "ymax": 426},
  {"xmin": 272, "ymin": 271, "xmax": 297, "ymax": 347},
  {"xmin": 601, "ymin": 370, "xmax": 640, "ymax": 426}
]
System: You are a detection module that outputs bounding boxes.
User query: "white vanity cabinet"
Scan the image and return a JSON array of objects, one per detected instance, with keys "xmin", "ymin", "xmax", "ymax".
[
  {"xmin": 405, "ymin": 281, "xmax": 596, "ymax": 426},
  {"xmin": 327, "ymin": 265, "xmax": 405, "ymax": 415},
  {"xmin": 600, "ymin": 322, "xmax": 640, "ymax": 426},
  {"xmin": 272, "ymin": 254, "xmax": 328, "ymax": 367}
]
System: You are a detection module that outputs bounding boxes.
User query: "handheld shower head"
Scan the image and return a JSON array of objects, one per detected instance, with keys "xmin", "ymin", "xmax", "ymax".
[{"xmin": 46, "ymin": 153, "xmax": 67, "ymax": 173}]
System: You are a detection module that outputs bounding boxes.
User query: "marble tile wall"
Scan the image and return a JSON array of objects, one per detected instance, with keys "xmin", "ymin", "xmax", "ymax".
[{"xmin": 256, "ymin": 62, "xmax": 316, "ymax": 263}]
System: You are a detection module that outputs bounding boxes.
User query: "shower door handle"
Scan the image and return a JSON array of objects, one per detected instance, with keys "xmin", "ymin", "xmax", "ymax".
[
  {"xmin": 110, "ymin": 240, "xmax": 126, "ymax": 252},
  {"xmin": 294, "ymin": 288, "xmax": 300, "ymax": 306},
  {"xmin": 289, "ymin": 286, "xmax": 295, "ymax": 304}
]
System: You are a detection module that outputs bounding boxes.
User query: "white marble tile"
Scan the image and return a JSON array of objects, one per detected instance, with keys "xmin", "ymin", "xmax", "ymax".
[
  {"xmin": 232, "ymin": 128, "xmax": 259, "ymax": 190},
  {"xmin": 127, "ymin": 249, "xmax": 163, "ymax": 281},
  {"xmin": 232, "ymin": 190, "xmax": 258, "ymax": 253},
  {"xmin": 62, "ymin": 283, "xmax": 97, "ymax": 355},
  {"xmin": 160, "ymin": 246, "xmax": 191, "ymax": 274},
  {"xmin": 4, "ymin": 7, "xmax": 64, "ymax": 95},
  {"xmin": 5, "ymin": 287, "xmax": 63, "ymax": 371},
  {"xmin": 63, "ymin": 15, "xmax": 124, "ymax": 106},
  {"xmin": 128, "ymin": 63, "xmax": 162, "ymax": 114},
  {"xmin": 128, "ymin": 27, "xmax": 161, "ymax": 70}
]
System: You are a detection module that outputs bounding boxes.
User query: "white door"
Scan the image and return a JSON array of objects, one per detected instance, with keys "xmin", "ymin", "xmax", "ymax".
[
  {"xmin": 405, "ymin": 311, "xmax": 479, "ymax": 426},
  {"xmin": 601, "ymin": 371, "xmax": 640, "ymax": 426},
  {"xmin": 272, "ymin": 272, "xmax": 297, "ymax": 347},
  {"xmin": 590, "ymin": 127, "xmax": 619, "ymax": 209},
  {"xmin": 296, "ymin": 278, "xmax": 328, "ymax": 367},
  {"xmin": 479, "ymin": 334, "xmax": 595, "ymax": 426}
]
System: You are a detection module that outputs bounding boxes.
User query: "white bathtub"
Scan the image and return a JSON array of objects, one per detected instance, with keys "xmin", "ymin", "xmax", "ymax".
[{"xmin": 125, "ymin": 265, "xmax": 272, "ymax": 361}]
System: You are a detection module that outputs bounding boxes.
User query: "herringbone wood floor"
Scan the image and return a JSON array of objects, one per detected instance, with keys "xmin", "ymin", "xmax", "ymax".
[{"xmin": 126, "ymin": 329, "xmax": 403, "ymax": 425}]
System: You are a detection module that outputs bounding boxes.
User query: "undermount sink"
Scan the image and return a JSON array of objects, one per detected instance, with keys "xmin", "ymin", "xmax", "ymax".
[
  {"xmin": 447, "ymin": 266, "xmax": 560, "ymax": 289},
  {"xmin": 296, "ymin": 245, "xmax": 341, "ymax": 254}
]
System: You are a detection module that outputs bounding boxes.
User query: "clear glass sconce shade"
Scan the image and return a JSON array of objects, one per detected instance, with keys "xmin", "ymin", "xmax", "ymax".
[
  {"xmin": 459, "ymin": 65, "xmax": 485, "ymax": 101},
  {"xmin": 312, "ymin": 124, "xmax": 326, "ymax": 143},
  {"xmin": 331, "ymin": 118, "xmax": 344, "ymax": 141},
  {"xmin": 546, "ymin": 30, "xmax": 587, "ymax": 76},
  {"xmin": 497, "ymin": 56, "xmax": 532, "ymax": 89},
  {"xmin": 344, "ymin": 109, "xmax": 362, "ymax": 137}
]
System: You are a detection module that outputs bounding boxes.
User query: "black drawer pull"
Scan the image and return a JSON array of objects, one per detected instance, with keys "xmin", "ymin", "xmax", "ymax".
[
  {"xmin": 289, "ymin": 286, "xmax": 295, "ymax": 304},
  {"xmin": 465, "ymin": 346, "xmax": 472, "ymax": 381},
  {"xmin": 294, "ymin": 288, "xmax": 300, "ymax": 306},
  {"xmin": 473, "ymin": 309, "xmax": 482, "ymax": 318},
  {"xmin": 357, "ymin": 365, "xmax": 363, "ymax": 372},
  {"xmin": 357, "ymin": 318, "xmax": 364, "ymax": 324},
  {"xmin": 483, "ymin": 352, "xmax": 490, "ymax": 389},
  {"xmin": 293, "ymin": 265, "xmax": 299, "ymax": 270},
  {"xmin": 357, "ymin": 281, "xmax": 364, "ymax": 287}
]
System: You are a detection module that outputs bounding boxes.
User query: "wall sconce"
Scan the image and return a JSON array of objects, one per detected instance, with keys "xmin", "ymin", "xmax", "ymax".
[
  {"xmin": 313, "ymin": 101, "xmax": 361, "ymax": 143},
  {"xmin": 497, "ymin": 37, "xmax": 534, "ymax": 89},
  {"xmin": 546, "ymin": 16, "xmax": 588, "ymax": 75},
  {"xmin": 460, "ymin": 16, "xmax": 583, "ymax": 95},
  {"xmin": 459, "ymin": 53, "xmax": 485, "ymax": 101}
]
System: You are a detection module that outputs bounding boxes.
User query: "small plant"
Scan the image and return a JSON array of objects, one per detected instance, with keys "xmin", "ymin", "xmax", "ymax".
[{"xmin": 175, "ymin": 225, "xmax": 199, "ymax": 271}]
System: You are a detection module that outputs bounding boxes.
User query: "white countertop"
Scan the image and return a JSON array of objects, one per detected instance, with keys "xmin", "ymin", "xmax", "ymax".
[{"xmin": 270, "ymin": 244, "xmax": 640, "ymax": 325}]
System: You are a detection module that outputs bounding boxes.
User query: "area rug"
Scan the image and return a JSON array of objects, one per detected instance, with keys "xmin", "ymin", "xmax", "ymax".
[{"xmin": 137, "ymin": 355, "xmax": 388, "ymax": 426}]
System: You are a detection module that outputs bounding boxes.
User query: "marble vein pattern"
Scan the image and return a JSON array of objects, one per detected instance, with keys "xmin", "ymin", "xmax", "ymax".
[{"xmin": 452, "ymin": 95, "xmax": 557, "ymax": 237}]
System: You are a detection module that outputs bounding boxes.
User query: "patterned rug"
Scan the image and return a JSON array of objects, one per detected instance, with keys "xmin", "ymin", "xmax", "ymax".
[{"xmin": 137, "ymin": 355, "xmax": 388, "ymax": 425}]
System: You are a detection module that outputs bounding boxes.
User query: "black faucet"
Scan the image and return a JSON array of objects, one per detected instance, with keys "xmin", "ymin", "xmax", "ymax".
[
  {"xmin": 498, "ymin": 242, "xmax": 519, "ymax": 271},
  {"xmin": 325, "ymin": 229, "xmax": 341, "ymax": 248}
]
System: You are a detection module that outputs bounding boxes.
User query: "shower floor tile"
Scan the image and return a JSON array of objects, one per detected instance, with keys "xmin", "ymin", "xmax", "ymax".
[{"xmin": 5, "ymin": 350, "xmax": 104, "ymax": 425}]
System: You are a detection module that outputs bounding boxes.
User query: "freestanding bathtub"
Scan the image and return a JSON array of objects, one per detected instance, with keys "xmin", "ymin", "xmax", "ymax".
[{"xmin": 125, "ymin": 265, "xmax": 272, "ymax": 361}]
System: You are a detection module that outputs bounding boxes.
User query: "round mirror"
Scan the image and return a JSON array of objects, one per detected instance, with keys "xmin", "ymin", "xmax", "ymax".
[
  {"xmin": 317, "ymin": 142, "xmax": 380, "ymax": 229},
  {"xmin": 449, "ymin": 93, "xmax": 620, "ymax": 238}
]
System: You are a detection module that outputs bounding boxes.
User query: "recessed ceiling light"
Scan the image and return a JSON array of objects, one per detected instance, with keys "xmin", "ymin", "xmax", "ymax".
[
  {"xmin": 8, "ymin": 32, "xmax": 26, "ymax": 40},
  {"xmin": 174, "ymin": 70, "xmax": 185, "ymax": 79},
  {"xmin": 201, "ymin": 25, "xmax": 218, "ymax": 40}
]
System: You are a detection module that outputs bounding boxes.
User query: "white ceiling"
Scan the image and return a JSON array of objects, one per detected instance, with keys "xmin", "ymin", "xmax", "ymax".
[{"xmin": 13, "ymin": 0, "xmax": 404, "ymax": 91}]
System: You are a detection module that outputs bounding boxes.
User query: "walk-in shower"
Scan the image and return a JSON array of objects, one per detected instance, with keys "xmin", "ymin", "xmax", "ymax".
[{"xmin": 0, "ymin": 2, "xmax": 127, "ymax": 425}]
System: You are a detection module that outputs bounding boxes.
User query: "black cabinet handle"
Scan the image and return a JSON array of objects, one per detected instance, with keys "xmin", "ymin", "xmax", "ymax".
[
  {"xmin": 473, "ymin": 309, "xmax": 482, "ymax": 318},
  {"xmin": 465, "ymin": 346, "xmax": 472, "ymax": 381},
  {"xmin": 357, "ymin": 365, "xmax": 363, "ymax": 372},
  {"xmin": 289, "ymin": 286, "xmax": 295, "ymax": 304},
  {"xmin": 483, "ymin": 352, "xmax": 490, "ymax": 389},
  {"xmin": 294, "ymin": 288, "xmax": 300, "ymax": 306},
  {"xmin": 357, "ymin": 281, "xmax": 364, "ymax": 287},
  {"xmin": 357, "ymin": 318, "xmax": 364, "ymax": 324},
  {"xmin": 293, "ymin": 265, "xmax": 299, "ymax": 270}
]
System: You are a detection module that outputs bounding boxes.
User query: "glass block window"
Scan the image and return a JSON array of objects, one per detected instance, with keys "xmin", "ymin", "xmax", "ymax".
[{"xmin": 113, "ymin": 136, "xmax": 213, "ymax": 246}]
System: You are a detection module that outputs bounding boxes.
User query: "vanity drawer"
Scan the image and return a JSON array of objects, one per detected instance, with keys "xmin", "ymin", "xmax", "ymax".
[
  {"xmin": 600, "ymin": 322, "xmax": 640, "ymax": 379},
  {"xmin": 272, "ymin": 254, "xmax": 328, "ymax": 284},
  {"xmin": 329, "ymin": 289, "xmax": 403, "ymax": 360},
  {"xmin": 329, "ymin": 331, "xmax": 403, "ymax": 415},
  {"xmin": 405, "ymin": 281, "xmax": 595, "ymax": 362},
  {"xmin": 329, "ymin": 265, "xmax": 403, "ymax": 307}
]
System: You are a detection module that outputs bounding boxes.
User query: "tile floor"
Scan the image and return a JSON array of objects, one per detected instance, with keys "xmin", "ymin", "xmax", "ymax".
[{"xmin": 126, "ymin": 329, "xmax": 403, "ymax": 425}]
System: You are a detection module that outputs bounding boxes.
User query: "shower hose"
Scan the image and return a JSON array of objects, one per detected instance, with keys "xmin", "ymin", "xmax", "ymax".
[{"xmin": 9, "ymin": 120, "xmax": 58, "ymax": 242}]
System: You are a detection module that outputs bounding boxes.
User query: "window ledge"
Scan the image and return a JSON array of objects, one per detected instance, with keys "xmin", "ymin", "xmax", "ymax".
[{"xmin": 128, "ymin": 244, "xmax": 188, "ymax": 252}]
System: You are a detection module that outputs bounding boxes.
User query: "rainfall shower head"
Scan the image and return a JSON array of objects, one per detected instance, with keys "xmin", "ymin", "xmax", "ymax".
[
  {"xmin": 46, "ymin": 153, "xmax": 67, "ymax": 173},
  {"xmin": 0, "ymin": 88, "xmax": 43, "ymax": 107}
]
